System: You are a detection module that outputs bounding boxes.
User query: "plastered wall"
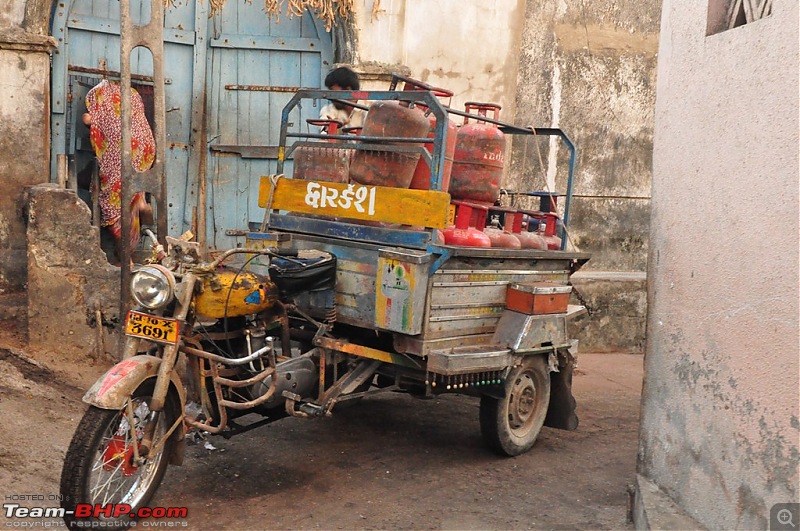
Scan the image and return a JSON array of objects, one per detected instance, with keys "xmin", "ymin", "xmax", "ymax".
[
  {"xmin": 510, "ymin": 0, "xmax": 660, "ymax": 352},
  {"xmin": 640, "ymin": 0, "xmax": 799, "ymax": 527},
  {"xmin": 353, "ymin": 0, "xmax": 525, "ymax": 115},
  {"xmin": 511, "ymin": 0, "xmax": 659, "ymax": 271},
  {"xmin": 0, "ymin": 0, "xmax": 54, "ymax": 290}
]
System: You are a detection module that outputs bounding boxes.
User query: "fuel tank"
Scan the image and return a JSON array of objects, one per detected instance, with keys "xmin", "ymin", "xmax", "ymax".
[{"xmin": 194, "ymin": 268, "xmax": 279, "ymax": 319}]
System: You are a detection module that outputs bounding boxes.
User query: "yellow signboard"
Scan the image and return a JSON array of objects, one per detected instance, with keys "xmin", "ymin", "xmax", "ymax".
[{"xmin": 258, "ymin": 177, "xmax": 451, "ymax": 229}]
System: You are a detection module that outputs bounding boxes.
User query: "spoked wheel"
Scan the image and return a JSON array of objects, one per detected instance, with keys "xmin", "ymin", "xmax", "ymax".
[
  {"xmin": 60, "ymin": 379, "xmax": 179, "ymax": 529},
  {"xmin": 480, "ymin": 355, "xmax": 551, "ymax": 456}
]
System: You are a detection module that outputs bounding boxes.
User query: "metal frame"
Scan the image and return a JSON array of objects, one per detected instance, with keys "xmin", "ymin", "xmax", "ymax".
[
  {"xmin": 269, "ymin": 86, "xmax": 578, "ymax": 250},
  {"xmin": 118, "ymin": 0, "xmax": 168, "ymax": 324}
]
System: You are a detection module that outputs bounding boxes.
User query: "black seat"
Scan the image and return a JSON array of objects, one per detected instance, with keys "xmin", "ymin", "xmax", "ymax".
[{"xmin": 268, "ymin": 251, "xmax": 337, "ymax": 300}]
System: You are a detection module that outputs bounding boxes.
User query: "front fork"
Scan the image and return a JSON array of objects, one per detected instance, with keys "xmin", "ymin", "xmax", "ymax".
[{"xmin": 128, "ymin": 273, "xmax": 198, "ymax": 457}]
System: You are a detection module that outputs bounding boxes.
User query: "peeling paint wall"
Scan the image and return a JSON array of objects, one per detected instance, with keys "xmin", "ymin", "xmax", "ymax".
[
  {"xmin": 639, "ymin": 0, "xmax": 800, "ymax": 527},
  {"xmin": 352, "ymin": 0, "xmax": 525, "ymax": 114},
  {"xmin": 511, "ymin": 0, "xmax": 660, "ymax": 352},
  {"xmin": 0, "ymin": 0, "xmax": 54, "ymax": 291}
]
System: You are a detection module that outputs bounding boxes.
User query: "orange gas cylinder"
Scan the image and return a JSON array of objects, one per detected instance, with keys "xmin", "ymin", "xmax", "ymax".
[
  {"xmin": 442, "ymin": 202, "xmax": 492, "ymax": 247},
  {"xmin": 349, "ymin": 101, "xmax": 430, "ymax": 188},
  {"xmin": 409, "ymin": 89, "xmax": 457, "ymax": 192},
  {"xmin": 514, "ymin": 211, "xmax": 548, "ymax": 250},
  {"xmin": 293, "ymin": 119, "xmax": 351, "ymax": 183},
  {"xmin": 538, "ymin": 212, "xmax": 563, "ymax": 250},
  {"xmin": 483, "ymin": 207, "xmax": 521, "ymax": 249},
  {"xmin": 449, "ymin": 102, "xmax": 506, "ymax": 204}
]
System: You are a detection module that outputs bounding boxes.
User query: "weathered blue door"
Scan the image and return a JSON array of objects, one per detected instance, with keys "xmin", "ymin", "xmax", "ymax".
[
  {"xmin": 205, "ymin": 4, "xmax": 332, "ymax": 248},
  {"xmin": 50, "ymin": 1, "xmax": 332, "ymax": 248}
]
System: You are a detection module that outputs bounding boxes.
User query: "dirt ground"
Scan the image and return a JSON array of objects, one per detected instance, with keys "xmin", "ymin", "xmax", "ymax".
[{"xmin": 0, "ymin": 301, "xmax": 643, "ymax": 530}]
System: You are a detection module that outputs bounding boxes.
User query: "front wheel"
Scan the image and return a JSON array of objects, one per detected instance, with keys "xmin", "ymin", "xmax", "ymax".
[
  {"xmin": 60, "ymin": 379, "xmax": 180, "ymax": 529},
  {"xmin": 480, "ymin": 355, "xmax": 551, "ymax": 456}
]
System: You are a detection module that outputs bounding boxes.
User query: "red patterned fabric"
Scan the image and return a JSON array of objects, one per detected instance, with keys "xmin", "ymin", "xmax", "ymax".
[{"xmin": 85, "ymin": 80, "xmax": 155, "ymax": 252}]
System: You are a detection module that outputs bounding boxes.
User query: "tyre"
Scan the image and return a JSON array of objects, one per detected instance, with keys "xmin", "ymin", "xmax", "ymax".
[
  {"xmin": 60, "ymin": 379, "xmax": 180, "ymax": 529},
  {"xmin": 480, "ymin": 355, "xmax": 551, "ymax": 456}
]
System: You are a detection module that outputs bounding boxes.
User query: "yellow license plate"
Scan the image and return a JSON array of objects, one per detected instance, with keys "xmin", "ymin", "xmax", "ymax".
[{"xmin": 125, "ymin": 311, "xmax": 180, "ymax": 344}]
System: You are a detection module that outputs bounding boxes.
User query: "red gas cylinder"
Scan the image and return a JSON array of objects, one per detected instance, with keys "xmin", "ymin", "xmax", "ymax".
[
  {"xmin": 538, "ymin": 212, "xmax": 563, "ymax": 250},
  {"xmin": 514, "ymin": 211, "xmax": 548, "ymax": 250},
  {"xmin": 293, "ymin": 119, "xmax": 351, "ymax": 183},
  {"xmin": 449, "ymin": 102, "xmax": 506, "ymax": 204},
  {"xmin": 483, "ymin": 207, "xmax": 521, "ymax": 249},
  {"xmin": 349, "ymin": 101, "xmax": 430, "ymax": 188},
  {"xmin": 408, "ymin": 89, "xmax": 458, "ymax": 192},
  {"xmin": 442, "ymin": 202, "xmax": 492, "ymax": 247}
]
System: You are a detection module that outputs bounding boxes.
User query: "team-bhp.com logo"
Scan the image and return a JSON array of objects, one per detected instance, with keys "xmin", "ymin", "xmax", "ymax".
[{"xmin": 4, "ymin": 502, "xmax": 188, "ymax": 526}]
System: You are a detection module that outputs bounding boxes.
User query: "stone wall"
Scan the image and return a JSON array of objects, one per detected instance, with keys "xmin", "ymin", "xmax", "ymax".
[
  {"xmin": 26, "ymin": 185, "xmax": 121, "ymax": 357},
  {"xmin": 639, "ymin": 0, "xmax": 799, "ymax": 527}
]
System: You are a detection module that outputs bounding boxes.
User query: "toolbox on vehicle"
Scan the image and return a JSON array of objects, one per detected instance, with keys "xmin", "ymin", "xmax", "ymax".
[{"xmin": 506, "ymin": 282, "xmax": 572, "ymax": 315}]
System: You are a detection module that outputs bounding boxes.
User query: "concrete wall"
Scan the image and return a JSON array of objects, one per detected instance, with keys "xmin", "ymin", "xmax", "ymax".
[
  {"xmin": 510, "ymin": 0, "xmax": 660, "ymax": 352},
  {"xmin": 639, "ymin": 0, "xmax": 799, "ymax": 527},
  {"xmin": 352, "ymin": 0, "xmax": 525, "ymax": 115},
  {"xmin": 0, "ymin": 0, "xmax": 54, "ymax": 291}
]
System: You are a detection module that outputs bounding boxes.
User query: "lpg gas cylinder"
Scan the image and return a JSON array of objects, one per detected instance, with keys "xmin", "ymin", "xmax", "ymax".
[
  {"xmin": 293, "ymin": 119, "xmax": 351, "ymax": 183},
  {"xmin": 442, "ymin": 202, "xmax": 492, "ymax": 247},
  {"xmin": 538, "ymin": 212, "xmax": 563, "ymax": 250},
  {"xmin": 449, "ymin": 102, "xmax": 506, "ymax": 204},
  {"xmin": 514, "ymin": 211, "xmax": 548, "ymax": 250},
  {"xmin": 408, "ymin": 89, "xmax": 457, "ymax": 192},
  {"xmin": 349, "ymin": 101, "xmax": 430, "ymax": 188},
  {"xmin": 483, "ymin": 207, "xmax": 521, "ymax": 249}
]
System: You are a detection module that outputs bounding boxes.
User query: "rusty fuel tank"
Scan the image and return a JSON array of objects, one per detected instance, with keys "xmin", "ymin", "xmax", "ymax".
[{"xmin": 194, "ymin": 268, "xmax": 279, "ymax": 319}]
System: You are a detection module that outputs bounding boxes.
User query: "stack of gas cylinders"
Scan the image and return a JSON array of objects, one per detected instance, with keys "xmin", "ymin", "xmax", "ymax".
[{"xmin": 292, "ymin": 75, "xmax": 562, "ymax": 250}]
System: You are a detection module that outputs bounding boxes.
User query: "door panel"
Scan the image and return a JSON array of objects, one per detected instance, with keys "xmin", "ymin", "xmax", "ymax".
[
  {"xmin": 206, "ymin": 3, "xmax": 332, "ymax": 248},
  {"xmin": 51, "ymin": 0, "xmax": 198, "ymax": 238},
  {"xmin": 51, "ymin": 1, "xmax": 332, "ymax": 249}
]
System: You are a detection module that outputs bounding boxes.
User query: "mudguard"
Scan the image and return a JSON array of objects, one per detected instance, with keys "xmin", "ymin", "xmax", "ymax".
[
  {"xmin": 544, "ymin": 344, "xmax": 579, "ymax": 431},
  {"xmin": 82, "ymin": 354, "xmax": 186, "ymax": 465},
  {"xmin": 83, "ymin": 354, "xmax": 185, "ymax": 409}
]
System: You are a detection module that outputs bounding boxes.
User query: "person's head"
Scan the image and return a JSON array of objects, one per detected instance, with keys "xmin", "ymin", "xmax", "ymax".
[{"xmin": 325, "ymin": 66, "xmax": 360, "ymax": 110}]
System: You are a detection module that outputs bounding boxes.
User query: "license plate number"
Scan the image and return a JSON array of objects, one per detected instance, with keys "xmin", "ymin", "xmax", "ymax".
[{"xmin": 125, "ymin": 311, "xmax": 179, "ymax": 344}]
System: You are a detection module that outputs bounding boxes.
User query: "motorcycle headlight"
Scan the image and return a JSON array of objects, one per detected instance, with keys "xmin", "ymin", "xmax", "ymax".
[{"xmin": 130, "ymin": 265, "xmax": 175, "ymax": 310}]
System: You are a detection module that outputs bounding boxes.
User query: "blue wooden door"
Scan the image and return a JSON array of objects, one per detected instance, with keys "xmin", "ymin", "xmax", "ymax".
[
  {"xmin": 205, "ymin": 4, "xmax": 332, "ymax": 248},
  {"xmin": 50, "ymin": 1, "xmax": 332, "ymax": 247}
]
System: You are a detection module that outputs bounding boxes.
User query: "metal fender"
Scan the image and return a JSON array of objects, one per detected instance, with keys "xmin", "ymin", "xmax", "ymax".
[
  {"xmin": 544, "ymin": 341, "xmax": 579, "ymax": 431},
  {"xmin": 83, "ymin": 354, "xmax": 185, "ymax": 410},
  {"xmin": 83, "ymin": 355, "xmax": 187, "ymax": 465}
]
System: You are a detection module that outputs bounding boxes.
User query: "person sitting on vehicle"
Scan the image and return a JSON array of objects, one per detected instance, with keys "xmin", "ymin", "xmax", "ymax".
[{"xmin": 319, "ymin": 66, "xmax": 366, "ymax": 132}]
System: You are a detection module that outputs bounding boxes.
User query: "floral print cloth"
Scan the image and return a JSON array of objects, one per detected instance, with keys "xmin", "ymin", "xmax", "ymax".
[{"xmin": 85, "ymin": 80, "xmax": 155, "ymax": 252}]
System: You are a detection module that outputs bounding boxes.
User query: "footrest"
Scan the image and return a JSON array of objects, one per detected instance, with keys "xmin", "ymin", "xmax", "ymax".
[{"xmin": 426, "ymin": 345, "xmax": 512, "ymax": 375}]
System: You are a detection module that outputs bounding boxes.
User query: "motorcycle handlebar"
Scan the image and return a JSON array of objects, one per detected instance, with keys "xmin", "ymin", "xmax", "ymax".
[{"xmin": 197, "ymin": 247, "xmax": 298, "ymax": 272}]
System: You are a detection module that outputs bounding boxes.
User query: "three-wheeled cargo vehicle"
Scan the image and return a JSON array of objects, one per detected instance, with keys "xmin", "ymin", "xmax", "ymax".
[{"xmin": 60, "ymin": 77, "xmax": 590, "ymax": 527}]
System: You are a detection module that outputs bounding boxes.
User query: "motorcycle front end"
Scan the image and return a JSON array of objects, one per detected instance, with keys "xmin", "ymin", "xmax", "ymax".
[{"xmin": 59, "ymin": 257, "xmax": 193, "ymax": 529}]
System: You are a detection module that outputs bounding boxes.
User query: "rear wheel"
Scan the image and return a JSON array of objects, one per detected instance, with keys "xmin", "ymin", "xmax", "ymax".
[
  {"xmin": 60, "ymin": 380, "xmax": 179, "ymax": 529},
  {"xmin": 480, "ymin": 356, "xmax": 551, "ymax": 456}
]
